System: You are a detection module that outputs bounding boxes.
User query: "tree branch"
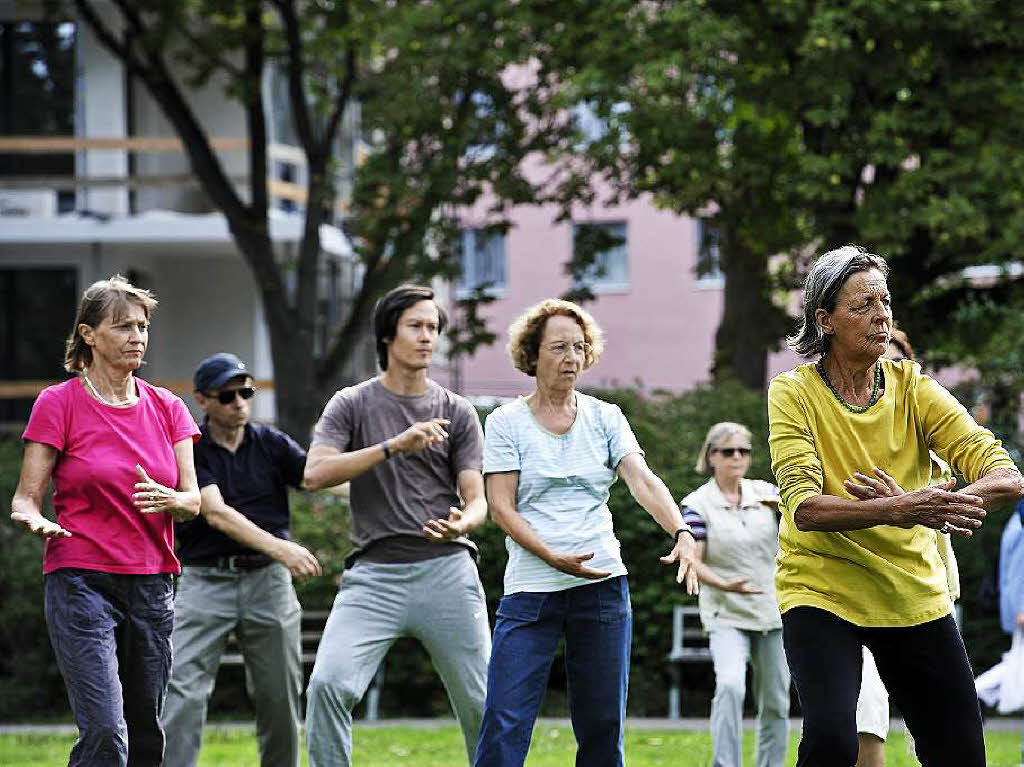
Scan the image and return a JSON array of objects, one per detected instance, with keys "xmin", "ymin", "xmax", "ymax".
[
  {"xmin": 321, "ymin": 46, "xmax": 358, "ymax": 158},
  {"xmin": 77, "ymin": 0, "xmax": 291, "ymax": 329},
  {"xmin": 244, "ymin": 0, "xmax": 269, "ymax": 220},
  {"xmin": 73, "ymin": 0, "xmax": 147, "ymax": 76},
  {"xmin": 273, "ymin": 0, "xmax": 316, "ymax": 152}
]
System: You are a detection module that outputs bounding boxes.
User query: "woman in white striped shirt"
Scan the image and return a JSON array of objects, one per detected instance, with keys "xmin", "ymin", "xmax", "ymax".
[{"xmin": 472, "ymin": 298, "xmax": 699, "ymax": 767}]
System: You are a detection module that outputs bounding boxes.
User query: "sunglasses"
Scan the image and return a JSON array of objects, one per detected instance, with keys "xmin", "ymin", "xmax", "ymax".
[
  {"xmin": 209, "ymin": 386, "xmax": 256, "ymax": 405},
  {"xmin": 714, "ymin": 447, "xmax": 751, "ymax": 457}
]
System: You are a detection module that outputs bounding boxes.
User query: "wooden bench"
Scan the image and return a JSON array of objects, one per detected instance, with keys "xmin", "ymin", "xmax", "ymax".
[
  {"xmin": 666, "ymin": 604, "xmax": 712, "ymax": 719},
  {"xmin": 220, "ymin": 608, "xmax": 386, "ymax": 720}
]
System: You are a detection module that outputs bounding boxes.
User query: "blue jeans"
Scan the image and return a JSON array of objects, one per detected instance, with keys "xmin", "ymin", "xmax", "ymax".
[
  {"xmin": 45, "ymin": 568, "xmax": 175, "ymax": 767},
  {"xmin": 473, "ymin": 575, "xmax": 632, "ymax": 767}
]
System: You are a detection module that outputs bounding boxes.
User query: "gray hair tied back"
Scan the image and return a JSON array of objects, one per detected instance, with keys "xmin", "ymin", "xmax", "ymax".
[{"xmin": 787, "ymin": 245, "xmax": 889, "ymax": 357}]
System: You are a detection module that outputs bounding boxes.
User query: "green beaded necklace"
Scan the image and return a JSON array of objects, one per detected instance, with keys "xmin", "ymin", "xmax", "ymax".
[{"xmin": 815, "ymin": 358, "xmax": 883, "ymax": 414}]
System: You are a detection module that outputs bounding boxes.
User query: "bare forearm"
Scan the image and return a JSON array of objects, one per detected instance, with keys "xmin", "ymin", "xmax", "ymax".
[
  {"xmin": 794, "ymin": 494, "xmax": 900, "ymax": 532},
  {"xmin": 632, "ymin": 473, "xmax": 686, "ymax": 536},
  {"xmin": 459, "ymin": 495, "xmax": 487, "ymax": 532},
  {"xmin": 961, "ymin": 467, "xmax": 1024, "ymax": 509},
  {"xmin": 11, "ymin": 492, "xmax": 44, "ymax": 519},
  {"xmin": 172, "ymin": 490, "xmax": 202, "ymax": 519},
  {"xmin": 304, "ymin": 444, "xmax": 386, "ymax": 489},
  {"xmin": 492, "ymin": 504, "xmax": 555, "ymax": 563}
]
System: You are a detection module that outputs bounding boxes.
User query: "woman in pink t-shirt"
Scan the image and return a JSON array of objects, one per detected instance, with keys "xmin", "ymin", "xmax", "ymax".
[{"xmin": 10, "ymin": 275, "xmax": 200, "ymax": 767}]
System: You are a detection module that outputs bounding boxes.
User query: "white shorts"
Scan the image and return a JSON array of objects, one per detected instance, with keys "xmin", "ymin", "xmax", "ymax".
[{"xmin": 856, "ymin": 646, "xmax": 889, "ymax": 739}]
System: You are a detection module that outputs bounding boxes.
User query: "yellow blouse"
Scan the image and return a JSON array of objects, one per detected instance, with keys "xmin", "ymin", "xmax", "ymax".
[{"xmin": 768, "ymin": 359, "xmax": 1014, "ymax": 627}]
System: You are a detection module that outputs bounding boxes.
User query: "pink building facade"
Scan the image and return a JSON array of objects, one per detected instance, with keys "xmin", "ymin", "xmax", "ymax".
[{"xmin": 446, "ymin": 193, "xmax": 801, "ymax": 400}]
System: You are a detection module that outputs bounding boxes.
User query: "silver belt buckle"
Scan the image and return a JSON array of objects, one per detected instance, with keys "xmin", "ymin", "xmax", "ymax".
[{"xmin": 225, "ymin": 555, "xmax": 241, "ymax": 572}]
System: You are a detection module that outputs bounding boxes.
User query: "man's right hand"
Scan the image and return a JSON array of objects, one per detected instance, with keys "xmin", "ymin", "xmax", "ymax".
[
  {"xmin": 274, "ymin": 540, "xmax": 323, "ymax": 579},
  {"xmin": 390, "ymin": 418, "xmax": 450, "ymax": 454},
  {"xmin": 546, "ymin": 551, "xmax": 612, "ymax": 580}
]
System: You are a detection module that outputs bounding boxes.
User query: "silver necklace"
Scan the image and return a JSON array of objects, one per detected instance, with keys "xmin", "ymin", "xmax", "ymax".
[{"xmin": 83, "ymin": 374, "xmax": 137, "ymax": 407}]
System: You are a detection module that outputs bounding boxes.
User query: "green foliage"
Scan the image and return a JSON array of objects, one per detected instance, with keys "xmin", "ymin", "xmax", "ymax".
[
  {"xmin": 0, "ymin": 437, "xmax": 68, "ymax": 720},
  {"xmin": 544, "ymin": 0, "xmax": 1024, "ymax": 390},
  {"xmin": 591, "ymin": 383, "xmax": 773, "ymax": 714}
]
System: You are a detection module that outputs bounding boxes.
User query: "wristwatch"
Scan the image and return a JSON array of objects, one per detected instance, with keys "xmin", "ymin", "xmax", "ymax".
[{"xmin": 673, "ymin": 525, "xmax": 694, "ymax": 541}]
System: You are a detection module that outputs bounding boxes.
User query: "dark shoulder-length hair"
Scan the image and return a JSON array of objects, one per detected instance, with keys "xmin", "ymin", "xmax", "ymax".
[
  {"xmin": 373, "ymin": 285, "xmax": 447, "ymax": 371},
  {"xmin": 788, "ymin": 245, "xmax": 889, "ymax": 357},
  {"xmin": 64, "ymin": 275, "xmax": 158, "ymax": 372}
]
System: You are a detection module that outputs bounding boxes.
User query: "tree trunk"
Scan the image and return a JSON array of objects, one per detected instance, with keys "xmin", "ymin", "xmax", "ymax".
[
  {"xmin": 712, "ymin": 231, "xmax": 782, "ymax": 390},
  {"xmin": 267, "ymin": 318, "xmax": 320, "ymax": 445}
]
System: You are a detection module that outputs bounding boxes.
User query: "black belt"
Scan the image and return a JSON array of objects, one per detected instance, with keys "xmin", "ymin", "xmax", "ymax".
[{"xmin": 184, "ymin": 554, "xmax": 274, "ymax": 571}]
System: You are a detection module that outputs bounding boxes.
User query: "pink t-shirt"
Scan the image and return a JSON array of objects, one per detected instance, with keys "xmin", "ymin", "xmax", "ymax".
[{"xmin": 23, "ymin": 377, "xmax": 200, "ymax": 575}]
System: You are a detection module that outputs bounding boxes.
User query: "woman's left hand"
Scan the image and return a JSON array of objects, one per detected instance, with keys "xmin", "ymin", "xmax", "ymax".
[
  {"xmin": 661, "ymin": 533, "xmax": 700, "ymax": 595},
  {"xmin": 133, "ymin": 465, "xmax": 195, "ymax": 522},
  {"xmin": 844, "ymin": 467, "xmax": 905, "ymax": 499}
]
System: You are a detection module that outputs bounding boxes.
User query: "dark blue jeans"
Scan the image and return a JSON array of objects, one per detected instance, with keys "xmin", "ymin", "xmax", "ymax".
[
  {"xmin": 45, "ymin": 568, "xmax": 175, "ymax": 767},
  {"xmin": 473, "ymin": 575, "xmax": 632, "ymax": 767}
]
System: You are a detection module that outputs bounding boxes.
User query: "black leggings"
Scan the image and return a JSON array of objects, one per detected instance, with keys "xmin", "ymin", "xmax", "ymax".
[{"xmin": 782, "ymin": 606, "xmax": 985, "ymax": 767}]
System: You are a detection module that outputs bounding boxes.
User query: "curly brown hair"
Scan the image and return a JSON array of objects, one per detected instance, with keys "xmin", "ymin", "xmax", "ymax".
[{"xmin": 506, "ymin": 298, "xmax": 604, "ymax": 377}]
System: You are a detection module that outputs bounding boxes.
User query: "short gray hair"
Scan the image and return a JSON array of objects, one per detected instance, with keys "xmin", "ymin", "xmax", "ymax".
[
  {"xmin": 788, "ymin": 245, "xmax": 889, "ymax": 357},
  {"xmin": 695, "ymin": 421, "xmax": 752, "ymax": 474}
]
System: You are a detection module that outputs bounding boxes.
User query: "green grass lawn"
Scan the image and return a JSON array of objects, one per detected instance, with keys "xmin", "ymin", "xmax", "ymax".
[{"xmin": 1, "ymin": 725, "xmax": 1021, "ymax": 766}]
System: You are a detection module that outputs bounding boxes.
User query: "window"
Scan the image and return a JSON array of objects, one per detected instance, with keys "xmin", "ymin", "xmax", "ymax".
[
  {"xmin": 0, "ymin": 22, "xmax": 77, "ymax": 212},
  {"xmin": 457, "ymin": 228, "xmax": 506, "ymax": 296},
  {"xmin": 573, "ymin": 221, "xmax": 629, "ymax": 291},
  {"xmin": 0, "ymin": 268, "xmax": 78, "ymax": 422},
  {"xmin": 696, "ymin": 218, "xmax": 723, "ymax": 284},
  {"xmin": 572, "ymin": 100, "xmax": 631, "ymax": 147}
]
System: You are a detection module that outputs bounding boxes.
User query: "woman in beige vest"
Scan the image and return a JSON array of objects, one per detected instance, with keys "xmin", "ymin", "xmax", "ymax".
[{"xmin": 681, "ymin": 422, "xmax": 790, "ymax": 767}]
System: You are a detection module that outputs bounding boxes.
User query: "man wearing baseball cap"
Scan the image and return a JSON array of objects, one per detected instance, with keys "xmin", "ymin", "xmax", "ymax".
[{"xmin": 162, "ymin": 353, "xmax": 321, "ymax": 767}]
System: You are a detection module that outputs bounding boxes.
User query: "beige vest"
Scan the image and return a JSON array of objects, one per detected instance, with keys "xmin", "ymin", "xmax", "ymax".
[{"xmin": 682, "ymin": 478, "xmax": 783, "ymax": 631}]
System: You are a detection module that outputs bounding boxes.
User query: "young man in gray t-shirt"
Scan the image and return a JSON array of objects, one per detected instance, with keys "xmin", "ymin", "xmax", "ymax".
[{"xmin": 303, "ymin": 285, "xmax": 490, "ymax": 767}]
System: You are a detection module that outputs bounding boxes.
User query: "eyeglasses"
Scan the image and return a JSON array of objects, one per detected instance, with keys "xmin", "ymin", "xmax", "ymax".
[
  {"xmin": 545, "ymin": 341, "xmax": 592, "ymax": 358},
  {"xmin": 713, "ymin": 447, "xmax": 751, "ymax": 457},
  {"xmin": 209, "ymin": 386, "xmax": 256, "ymax": 405}
]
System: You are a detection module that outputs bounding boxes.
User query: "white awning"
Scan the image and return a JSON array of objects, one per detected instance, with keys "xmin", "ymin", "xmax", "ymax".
[{"xmin": 0, "ymin": 209, "xmax": 352, "ymax": 257}]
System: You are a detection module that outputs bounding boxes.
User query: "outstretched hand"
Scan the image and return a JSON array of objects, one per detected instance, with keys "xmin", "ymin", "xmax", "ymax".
[
  {"xmin": 721, "ymin": 577, "xmax": 763, "ymax": 594},
  {"xmin": 845, "ymin": 467, "xmax": 984, "ymax": 536},
  {"xmin": 844, "ymin": 467, "xmax": 906, "ymax": 500},
  {"xmin": 11, "ymin": 509, "xmax": 70, "ymax": 539},
  {"xmin": 134, "ymin": 464, "xmax": 192, "ymax": 522},
  {"xmin": 547, "ymin": 551, "xmax": 613, "ymax": 580},
  {"xmin": 660, "ymin": 534, "xmax": 699, "ymax": 595},
  {"xmin": 392, "ymin": 419, "xmax": 450, "ymax": 454},
  {"xmin": 423, "ymin": 506, "xmax": 467, "ymax": 543}
]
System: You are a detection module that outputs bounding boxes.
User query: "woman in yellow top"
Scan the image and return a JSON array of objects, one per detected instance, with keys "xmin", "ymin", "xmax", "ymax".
[{"xmin": 768, "ymin": 245, "xmax": 1023, "ymax": 767}]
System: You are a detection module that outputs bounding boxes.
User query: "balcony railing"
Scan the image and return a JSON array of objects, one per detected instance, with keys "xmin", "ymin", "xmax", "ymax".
[{"xmin": 0, "ymin": 136, "xmax": 328, "ymax": 212}]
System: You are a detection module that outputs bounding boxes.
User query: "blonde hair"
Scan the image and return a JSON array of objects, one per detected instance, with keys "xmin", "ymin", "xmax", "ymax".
[
  {"xmin": 64, "ymin": 275, "xmax": 157, "ymax": 372},
  {"xmin": 695, "ymin": 421, "xmax": 752, "ymax": 474},
  {"xmin": 506, "ymin": 298, "xmax": 604, "ymax": 376}
]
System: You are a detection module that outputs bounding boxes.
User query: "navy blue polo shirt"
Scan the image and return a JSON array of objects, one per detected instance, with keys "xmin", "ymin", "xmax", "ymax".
[{"xmin": 176, "ymin": 421, "xmax": 307, "ymax": 562}]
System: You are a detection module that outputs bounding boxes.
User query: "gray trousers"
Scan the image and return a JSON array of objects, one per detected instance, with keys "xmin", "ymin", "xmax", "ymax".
[
  {"xmin": 305, "ymin": 552, "xmax": 491, "ymax": 767},
  {"xmin": 708, "ymin": 626, "xmax": 790, "ymax": 767},
  {"xmin": 161, "ymin": 563, "xmax": 303, "ymax": 767}
]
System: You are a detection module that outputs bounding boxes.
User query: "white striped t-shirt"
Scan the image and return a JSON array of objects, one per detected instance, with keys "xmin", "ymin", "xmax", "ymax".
[{"xmin": 483, "ymin": 392, "xmax": 643, "ymax": 595}]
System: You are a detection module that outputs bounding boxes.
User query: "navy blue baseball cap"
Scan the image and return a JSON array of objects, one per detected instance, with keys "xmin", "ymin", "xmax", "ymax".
[{"xmin": 193, "ymin": 353, "xmax": 251, "ymax": 392}]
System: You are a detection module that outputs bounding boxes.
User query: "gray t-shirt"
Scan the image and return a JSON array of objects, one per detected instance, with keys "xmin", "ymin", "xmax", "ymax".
[{"xmin": 312, "ymin": 378, "xmax": 484, "ymax": 563}]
